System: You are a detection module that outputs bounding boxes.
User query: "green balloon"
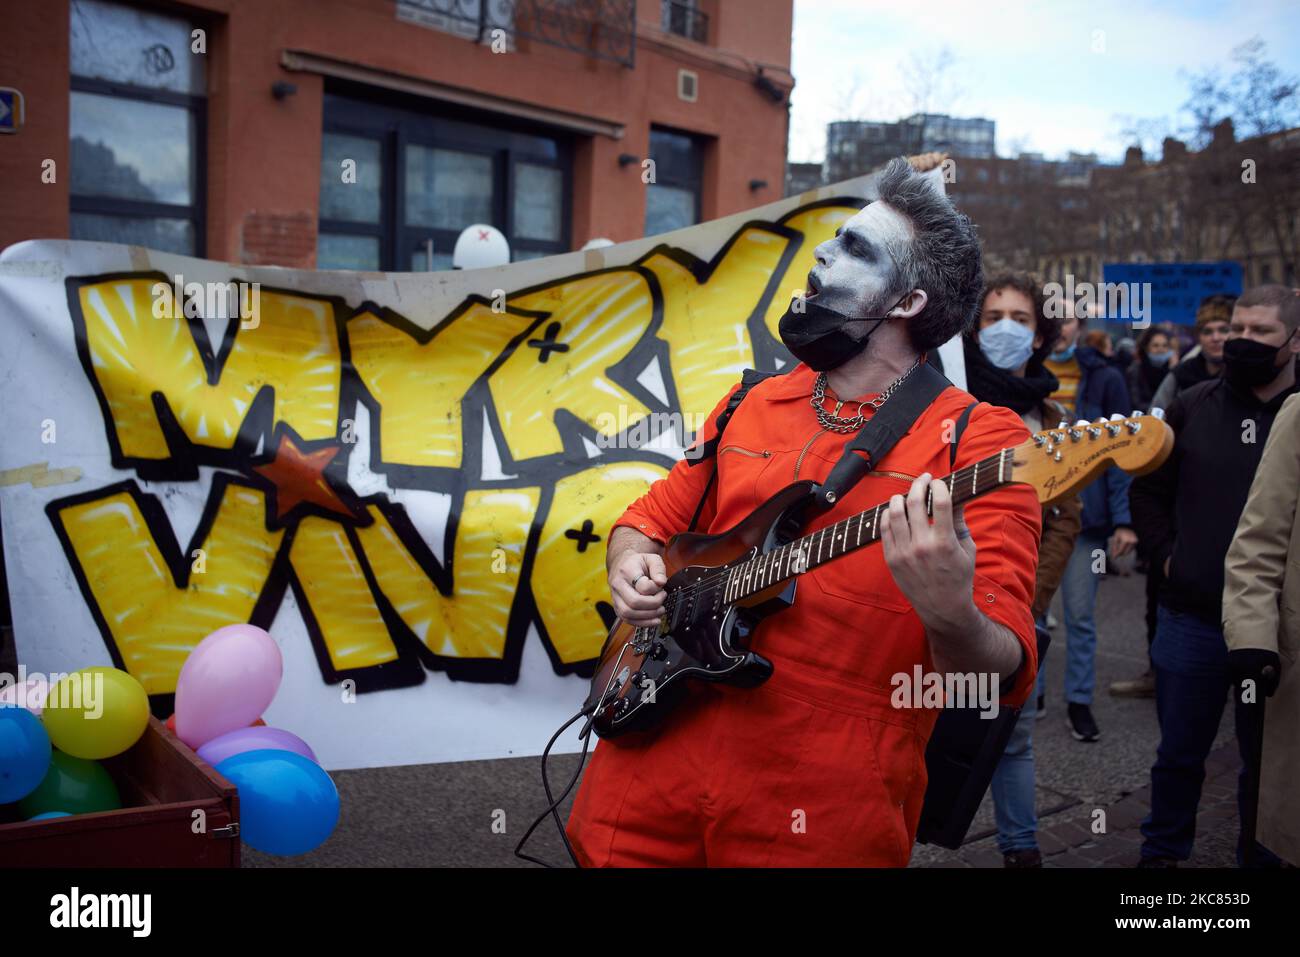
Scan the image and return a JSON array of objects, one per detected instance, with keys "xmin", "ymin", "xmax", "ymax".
[{"xmin": 18, "ymin": 750, "xmax": 121, "ymax": 817}]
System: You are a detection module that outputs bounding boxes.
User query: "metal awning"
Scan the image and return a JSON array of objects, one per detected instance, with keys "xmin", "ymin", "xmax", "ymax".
[{"xmin": 281, "ymin": 50, "xmax": 625, "ymax": 140}]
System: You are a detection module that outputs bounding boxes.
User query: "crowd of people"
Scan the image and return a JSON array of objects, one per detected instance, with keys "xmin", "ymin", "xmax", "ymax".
[{"xmin": 959, "ymin": 277, "xmax": 1300, "ymax": 869}]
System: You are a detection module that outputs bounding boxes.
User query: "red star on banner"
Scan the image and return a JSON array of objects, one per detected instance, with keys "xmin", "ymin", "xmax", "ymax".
[{"xmin": 252, "ymin": 434, "xmax": 358, "ymax": 525}]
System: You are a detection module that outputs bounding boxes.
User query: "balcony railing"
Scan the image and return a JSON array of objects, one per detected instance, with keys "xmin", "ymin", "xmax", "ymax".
[
  {"xmin": 660, "ymin": 0, "xmax": 708, "ymax": 43},
  {"xmin": 397, "ymin": 0, "xmax": 637, "ymax": 68}
]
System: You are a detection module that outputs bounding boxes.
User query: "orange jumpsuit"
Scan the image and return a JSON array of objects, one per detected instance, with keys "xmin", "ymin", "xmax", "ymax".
[{"xmin": 566, "ymin": 362, "xmax": 1042, "ymax": 866}]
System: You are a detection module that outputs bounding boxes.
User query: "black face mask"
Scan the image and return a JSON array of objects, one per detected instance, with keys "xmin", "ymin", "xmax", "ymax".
[
  {"xmin": 777, "ymin": 294, "xmax": 904, "ymax": 372},
  {"xmin": 1223, "ymin": 333, "xmax": 1295, "ymax": 389}
]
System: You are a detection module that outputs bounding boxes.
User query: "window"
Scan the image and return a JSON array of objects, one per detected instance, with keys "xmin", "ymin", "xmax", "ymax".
[
  {"xmin": 645, "ymin": 126, "xmax": 704, "ymax": 237},
  {"xmin": 69, "ymin": 0, "xmax": 205, "ymax": 255},
  {"xmin": 317, "ymin": 90, "xmax": 570, "ymax": 271},
  {"xmin": 661, "ymin": 0, "xmax": 708, "ymax": 43}
]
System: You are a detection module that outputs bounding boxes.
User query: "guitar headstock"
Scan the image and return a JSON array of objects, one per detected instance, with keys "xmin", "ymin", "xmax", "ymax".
[{"xmin": 1009, "ymin": 410, "xmax": 1174, "ymax": 506}]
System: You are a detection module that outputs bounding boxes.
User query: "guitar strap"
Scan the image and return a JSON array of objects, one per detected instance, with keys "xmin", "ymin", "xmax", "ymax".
[{"xmin": 685, "ymin": 367, "xmax": 785, "ymax": 532}]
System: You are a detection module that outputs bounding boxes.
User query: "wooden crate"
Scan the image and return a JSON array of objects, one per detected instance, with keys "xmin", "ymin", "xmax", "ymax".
[{"xmin": 0, "ymin": 715, "xmax": 240, "ymax": 867}]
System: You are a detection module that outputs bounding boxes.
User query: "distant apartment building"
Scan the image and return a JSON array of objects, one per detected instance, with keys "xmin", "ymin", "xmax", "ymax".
[
  {"xmin": 784, "ymin": 160, "xmax": 823, "ymax": 196},
  {"xmin": 823, "ymin": 112, "xmax": 995, "ymax": 184}
]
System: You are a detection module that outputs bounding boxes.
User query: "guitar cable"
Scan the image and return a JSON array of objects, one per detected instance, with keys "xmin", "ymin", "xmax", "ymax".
[{"xmin": 514, "ymin": 685, "xmax": 617, "ymax": 868}]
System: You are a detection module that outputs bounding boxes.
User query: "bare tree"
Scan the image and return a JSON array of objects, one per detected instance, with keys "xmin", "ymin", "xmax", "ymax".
[{"xmin": 901, "ymin": 46, "xmax": 960, "ymax": 116}]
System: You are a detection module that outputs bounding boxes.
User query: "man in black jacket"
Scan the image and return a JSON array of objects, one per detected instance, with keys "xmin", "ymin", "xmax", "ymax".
[{"xmin": 1129, "ymin": 284, "xmax": 1300, "ymax": 867}]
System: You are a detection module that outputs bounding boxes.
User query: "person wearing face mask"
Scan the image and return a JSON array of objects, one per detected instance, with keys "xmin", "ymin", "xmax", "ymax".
[
  {"xmin": 565, "ymin": 159, "xmax": 1044, "ymax": 867},
  {"xmin": 965, "ymin": 273, "xmax": 1083, "ymax": 867},
  {"xmin": 1149, "ymin": 294, "xmax": 1234, "ymax": 413},
  {"xmin": 1126, "ymin": 327, "xmax": 1177, "ymax": 414},
  {"xmin": 1129, "ymin": 284, "xmax": 1300, "ymax": 868}
]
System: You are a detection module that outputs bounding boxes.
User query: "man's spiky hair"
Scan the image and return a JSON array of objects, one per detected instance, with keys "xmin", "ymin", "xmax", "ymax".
[{"xmin": 875, "ymin": 157, "xmax": 985, "ymax": 351}]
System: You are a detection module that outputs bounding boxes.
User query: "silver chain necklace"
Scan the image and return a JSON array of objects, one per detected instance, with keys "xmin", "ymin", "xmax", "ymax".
[{"xmin": 810, "ymin": 357, "xmax": 922, "ymax": 433}]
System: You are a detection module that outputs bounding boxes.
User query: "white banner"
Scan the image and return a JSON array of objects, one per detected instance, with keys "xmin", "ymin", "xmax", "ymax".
[{"xmin": 0, "ymin": 165, "xmax": 957, "ymax": 769}]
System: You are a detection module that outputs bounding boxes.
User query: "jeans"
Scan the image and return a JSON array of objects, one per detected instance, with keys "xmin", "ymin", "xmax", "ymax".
[
  {"xmin": 1054, "ymin": 529, "xmax": 1108, "ymax": 705},
  {"xmin": 991, "ymin": 622, "xmax": 1049, "ymax": 854},
  {"xmin": 991, "ymin": 701, "xmax": 1039, "ymax": 853},
  {"xmin": 1139, "ymin": 604, "xmax": 1280, "ymax": 866}
]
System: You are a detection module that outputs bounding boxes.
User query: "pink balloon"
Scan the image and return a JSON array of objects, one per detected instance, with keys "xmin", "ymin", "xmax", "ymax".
[
  {"xmin": 0, "ymin": 676, "xmax": 50, "ymax": 716},
  {"xmin": 175, "ymin": 625, "xmax": 283, "ymax": 749},
  {"xmin": 197, "ymin": 726, "xmax": 317, "ymax": 767}
]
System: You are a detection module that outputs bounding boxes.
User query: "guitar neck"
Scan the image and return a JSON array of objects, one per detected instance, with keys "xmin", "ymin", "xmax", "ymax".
[{"xmin": 724, "ymin": 447, "xmax": 1015, "ymax": 603}]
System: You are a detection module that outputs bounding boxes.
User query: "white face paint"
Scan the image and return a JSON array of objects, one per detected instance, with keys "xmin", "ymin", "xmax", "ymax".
[{"xmin": 805, "ymin": 202, "xmax": 915, "ymax": 321}]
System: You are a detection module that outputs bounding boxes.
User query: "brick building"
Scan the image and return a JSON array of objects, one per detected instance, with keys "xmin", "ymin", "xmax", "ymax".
[{"xmin": 0, "ymin": 0, "xmax": 794, "ymax": 269}]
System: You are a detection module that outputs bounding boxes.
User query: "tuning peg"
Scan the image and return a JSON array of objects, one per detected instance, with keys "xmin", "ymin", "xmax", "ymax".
[
  {"xmin": 1151, "ymin": 407, "xmax": 1165, "ymax": 421},
  {"xmin": 1109, "ymin": 413, "xmax": 1125, "ymax": 421},
  {"xmin": 1057, "ymin": 420, "xmax": 1069, "ymax": 430},
  {"xmin": 1130, "ymin": 409, "xmax": 1143, "ymax": 419},
  {"xmin": 1074, "ymin": 419, "xmax": 1089, "ymax": 427}
]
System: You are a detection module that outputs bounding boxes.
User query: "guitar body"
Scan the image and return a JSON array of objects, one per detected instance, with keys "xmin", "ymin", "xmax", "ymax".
[{"xmin": 584, "ymin": 480, "xmax": 818, "ymax": 739}]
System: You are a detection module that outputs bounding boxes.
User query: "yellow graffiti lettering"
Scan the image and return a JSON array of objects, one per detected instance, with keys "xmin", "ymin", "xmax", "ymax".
[
  {"xmin": 495, "ymin": 272, "xmax": 655, "ymax": 459},
  {"xmin": 75, "ymin": 277, "xmax": 342, "ymax": 459},
  {"xmin": 289, "ymin": 517, "xmax": 399, "ymax": 670},
  {"xmin": 348, "ymin": 301, "xmax": 537, "ymax": 470},
  {"xmin": 642, "ymin": 225, "xmax": 792, "ymax": 426},
  {"xmin": 354, "ymin": 488, "xmax": 539, "ymax": 659},
  {"xmin": 50, "ymin": 481, "xmax": 282, "ymax": 693}
]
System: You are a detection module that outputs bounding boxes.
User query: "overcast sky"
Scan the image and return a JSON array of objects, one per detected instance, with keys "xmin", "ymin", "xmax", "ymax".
[{"xmin": 788, "ymin": 0, "xmax": 1300, "ymax": 165}]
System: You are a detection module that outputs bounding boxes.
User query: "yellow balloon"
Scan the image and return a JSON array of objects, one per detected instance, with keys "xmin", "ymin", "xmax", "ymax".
[{"xmin": 42, "ymin": 667, "xmax": 150, "ymax": 759}]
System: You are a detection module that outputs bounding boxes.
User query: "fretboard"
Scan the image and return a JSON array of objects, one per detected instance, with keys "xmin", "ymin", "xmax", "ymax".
[{"xmin": 721, "ymin": 447, "xmax": 1014, "ymax": 604}]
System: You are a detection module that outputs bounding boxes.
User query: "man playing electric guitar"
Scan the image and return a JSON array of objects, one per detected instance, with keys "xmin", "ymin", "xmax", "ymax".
[{"xmin": 565, "ymin": 158, "xmax": 1043, "ymax": 867}]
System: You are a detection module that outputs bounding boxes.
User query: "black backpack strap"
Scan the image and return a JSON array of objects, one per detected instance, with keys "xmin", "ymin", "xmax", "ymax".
[
  {"xmin": 685, "ymin": 367, "xmax": 785, "ymax": 532},
  {"xmin": 948, "ymin": 400, "xmax": 979, "ymax": 469},
  {"xmin": 686, "ymin": 367, "xmax": 782, "ymax": 467},
  {"xmin": 817, "ymin": 361, "xmax": 952, "ymax": 506},
  {"xmin": 686, "ymin": 466, "xmax": 718, "ymax": 533}
]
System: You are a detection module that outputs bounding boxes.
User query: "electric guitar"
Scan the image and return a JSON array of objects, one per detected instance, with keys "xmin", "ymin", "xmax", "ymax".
[{"xmin": 584, "ymin": 411, "xmax": 1173, "ymax": 738}]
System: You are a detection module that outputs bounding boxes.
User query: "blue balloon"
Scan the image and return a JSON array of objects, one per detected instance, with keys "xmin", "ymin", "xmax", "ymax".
[
  {"xmin": 0, "ymin": 706, "xmax": 52, "ymax": 803},
  {"xmin": 215, "ymin": 749, "xmax": 339, "ymax": 856},
  {"xmin": 30, "ymin": 811, "xmax": 72, "ymax": 820}
]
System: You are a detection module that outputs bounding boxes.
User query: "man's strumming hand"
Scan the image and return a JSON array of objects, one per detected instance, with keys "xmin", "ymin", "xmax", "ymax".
[{"xmin": 606, "ymin": 526, "xmax": 668, "ymax": 628}]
